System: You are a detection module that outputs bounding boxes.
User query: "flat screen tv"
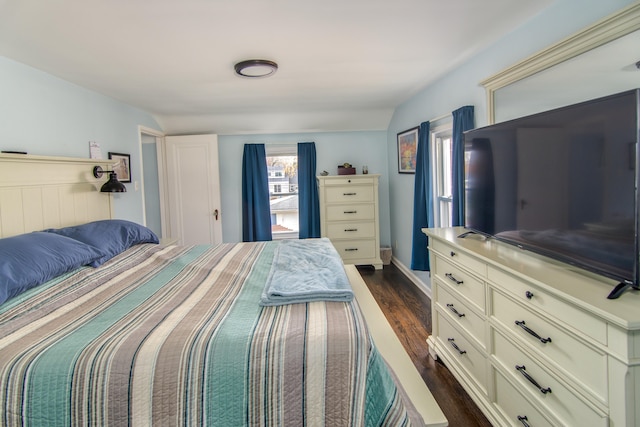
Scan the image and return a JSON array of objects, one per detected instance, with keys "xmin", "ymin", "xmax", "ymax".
[{"xmin": 464, "ymin": 89, "xmax": 639, "ymax": 299}]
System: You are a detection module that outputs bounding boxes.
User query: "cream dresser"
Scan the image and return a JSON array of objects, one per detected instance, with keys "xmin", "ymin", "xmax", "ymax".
[
  {"xmin": 423, "ymin": 227, "xmax": 640, "ymax": 427},
  {"xmin": 317, "ymin": 174, "xmax": 382, "ymax": 269}
]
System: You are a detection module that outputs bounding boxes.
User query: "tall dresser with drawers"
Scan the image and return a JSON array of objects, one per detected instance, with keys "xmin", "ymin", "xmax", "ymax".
[
  {"xmin": 317, "ymin": 174, "xmax": 382, "ymax": 269},
  {"xmin": 423, "ymin": 227, "xmax": 640, "ymax": 427}
]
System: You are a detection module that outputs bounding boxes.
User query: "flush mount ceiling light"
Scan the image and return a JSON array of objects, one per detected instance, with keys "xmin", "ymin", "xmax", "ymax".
[{"xmin": 234, "ymin": 59, "xmax": 278, "ymax": 78}]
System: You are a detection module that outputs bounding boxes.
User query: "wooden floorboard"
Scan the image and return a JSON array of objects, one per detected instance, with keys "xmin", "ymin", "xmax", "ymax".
[{"xmin": 357, "ymin": 264, "xmax": 492, "ymax": 427}]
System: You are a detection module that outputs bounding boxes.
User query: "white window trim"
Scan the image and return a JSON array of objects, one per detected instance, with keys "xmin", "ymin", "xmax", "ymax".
[
  {"xmin": 265, "ymin": 144, "xmax": 297, "ymax": 157},
  {"xmin": 430, "ymin": 120, "xmax": 453, "ymax": 228}
]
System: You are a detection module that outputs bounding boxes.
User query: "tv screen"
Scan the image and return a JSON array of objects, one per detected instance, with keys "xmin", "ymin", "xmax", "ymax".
[{"xmin": 464, "ymin": 89, "xmax": 639, "ymax": 298}]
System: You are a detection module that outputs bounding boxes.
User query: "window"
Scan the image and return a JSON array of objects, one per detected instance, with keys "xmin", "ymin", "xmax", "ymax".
[
  {"xmin": 266, "ymin": 145, "xmax": 298, "ymax": 239},
  {"xmin": 431, "ymin": 124, "xmax": 453, "ymax": 227}
]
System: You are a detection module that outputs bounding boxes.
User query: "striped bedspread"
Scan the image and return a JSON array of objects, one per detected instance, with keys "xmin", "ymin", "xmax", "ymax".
[{"xmin": 0, "ymin": 241, "xmax": 423, "ymax": 426}]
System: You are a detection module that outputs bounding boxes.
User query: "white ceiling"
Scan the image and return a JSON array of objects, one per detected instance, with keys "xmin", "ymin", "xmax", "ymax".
[{"xmin": 0, "ymin": 0, "xmax": 552, "ymax": 135}]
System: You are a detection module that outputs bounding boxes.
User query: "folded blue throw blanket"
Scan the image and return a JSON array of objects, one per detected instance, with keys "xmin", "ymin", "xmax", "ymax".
[{"xmin": 260, "ymin": 238, "xmax": 353, "ymax": 306}]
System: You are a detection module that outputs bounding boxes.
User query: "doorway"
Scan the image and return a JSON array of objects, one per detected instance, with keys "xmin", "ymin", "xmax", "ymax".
[{"xmin": 138, "ymin": 126, "xmax": 166, "ymax": 238}]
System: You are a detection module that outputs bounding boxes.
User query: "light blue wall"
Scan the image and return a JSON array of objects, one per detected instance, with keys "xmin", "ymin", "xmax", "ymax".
[
  {"xmin": 0, "ymin": 56, "xmax": 162, "ymax": 223},
  {"xmin": 387, "ymin": 0, "xmax": 636, "ymax": 277},
  {"xmin": 219, "ymin": 131, "xmax": 389, "ymax": 244}
]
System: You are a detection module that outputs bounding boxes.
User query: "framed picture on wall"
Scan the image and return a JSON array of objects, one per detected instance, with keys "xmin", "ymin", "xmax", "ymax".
[
  {"xmin": 397, "ymin": 127, "xmax": 419, "ymax": 174},
  {"xmin": 108, "ymin": 152, "xmax": 132, "ymax": 183}
]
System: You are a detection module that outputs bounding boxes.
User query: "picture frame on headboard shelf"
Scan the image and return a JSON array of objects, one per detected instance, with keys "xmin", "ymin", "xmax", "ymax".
[
  {"xmin": 397, "ymin": 127, "xmax": 419, "ymax": 174},
  {"xmin": 108, "ymin": 152, "xmax": 131, "ymax": 183}
]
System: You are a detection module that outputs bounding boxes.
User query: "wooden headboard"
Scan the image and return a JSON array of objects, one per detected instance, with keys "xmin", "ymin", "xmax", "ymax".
[{"xmin": 0, "ymin": 154, "xmax": 115, "ymax": 238}]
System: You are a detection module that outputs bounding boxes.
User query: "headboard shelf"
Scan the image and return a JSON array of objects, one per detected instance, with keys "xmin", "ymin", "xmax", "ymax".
[
  {"xmin": 0, "ymin": 154, "xmax": 115, "ymax": 238},
  {"xmin": 0, "ymin": 152, "xmax": 113, "ymax": 163}
]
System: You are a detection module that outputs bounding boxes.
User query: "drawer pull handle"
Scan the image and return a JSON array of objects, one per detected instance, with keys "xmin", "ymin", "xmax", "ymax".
[
  {"xmin": 446, "ymin": 303, "xmax": 465, "ymax": 318},
  {"xmin": 344, "ymin": 210, "xmax": 357, "ymax": 214},
  {"xmin": 517, "ymin": 415, "xmax": 531, "ymax": 427},
  {"xmin": 525, "ymin": 291, "xmax": 534, "ymax": 299},
  {"xmin": 447, "ymin": 338, "xmax": 466, "ymax": 355},
  {"xmin": 450, "ymin": 251, "xmax": 456, "ymax": 257},
  {"xmin": 344, "ymin": 248, "xmax": 358, "ymax": 252},
  {"xmin": 344, "ymin": 228, "xmax": 358, "ymax": 232},
  {"xmin": 515, "ymin": 320, "xmax": 552, "ymax": 344},
  {"xmin": 343, "ymin": 192, "xmax": 357, "ymax": 196},
  {"xmin": 516, "ymin": 365, "xmax": 552, "ymax": 394},
  {"xmin": 445, "ymin": 273, "xmax": 463, "ymax": 285}
]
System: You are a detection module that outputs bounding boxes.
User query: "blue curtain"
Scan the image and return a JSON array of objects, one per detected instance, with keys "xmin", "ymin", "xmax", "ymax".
[
  {"xmin": 297, "ymin": 142, "xmax": 321, "ymax": 239},
  {"xmin": 451, "ymin": 106, "xmax": 475, "ymax": 227},
  {"xmin": 242, "ymin": 144, "xmax": 272, "ymax": 242},
  {"xmin": 411, "ymin": 121, "xmax": 433, "ymax": 271}
]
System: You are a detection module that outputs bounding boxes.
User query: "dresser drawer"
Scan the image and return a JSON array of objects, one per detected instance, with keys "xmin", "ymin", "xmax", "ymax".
[
  {"xmin": 434, "ymin": 256, "xmax": 486, "ymax": 312},
  {"xmin": 493, "ymin": 368, "xmax": 556, "ymax": 427},
  {"xmin": 437, "ymin": 314, "xmax": 488, "ymax": 394},
  {"xmin": 493, "ymin": 329, "xmax": 607, "ymax": 426},
  {"xmin": 321, "ymin": 176, "xmax": 375, "ymax": 186},
  {"xmin": 429, "ymin": 238, "xmax": 486, "ymax": 277},
  {"xmin": 331, "ymin": 239, "xmax": 376, "ymax": 261},
  {"xmin": 435, "ymin": 282, "xmax": 486, "ymax": 348},
  {"xmin": 491, "ymin": 289, "xmax": 608, "ymax": 403},
  {"xmin": 325, "ymin": 185, "xmax": 374, "ymax": 203},
  {"xmin": 488, "ymin": 266, "xmax": 606, "ymax": 345},
  {"xmin": 326, "ymin": 221, "xmax": 375, "ymax": 239},
  {"xmin": 326, "ymin": 204, "xmax": 374, "ymax": 221}
]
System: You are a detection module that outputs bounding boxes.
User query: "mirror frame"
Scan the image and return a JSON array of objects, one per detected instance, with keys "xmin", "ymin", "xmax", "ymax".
[{"xmin": 481, "ymin": 2, "xmax": 640, "ymax": 124}]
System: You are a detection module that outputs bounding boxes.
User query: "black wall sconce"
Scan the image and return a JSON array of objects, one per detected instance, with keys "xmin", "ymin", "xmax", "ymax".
[{"xmin": 93, "ymin": 166, "xmax": 127, "ymax": 193}]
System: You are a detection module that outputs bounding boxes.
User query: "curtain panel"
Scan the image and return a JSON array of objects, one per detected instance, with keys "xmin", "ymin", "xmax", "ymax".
[
  {"xmin": 410, "ymin": 121, "xmax": 433, "ymax": 271},
  {"xmin": 297, "ymin": 142, "xmax": 321, "ymax": 239},
  {"xmin": 242, "ymin": 144, "xmax": 272, "ymax": 242},
  {"xmin": 451, "ymin": 106, "xmax": 475, "ymax": 227}
]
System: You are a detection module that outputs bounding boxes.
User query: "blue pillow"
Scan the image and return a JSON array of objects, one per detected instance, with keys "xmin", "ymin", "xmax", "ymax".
[
  {"xmin": 45, "ymin": 220, "xmax": 159, "ymax": 267},
  {"xmin": 0, "ymin": 232, "xmax": 105, "ymax": 305}
]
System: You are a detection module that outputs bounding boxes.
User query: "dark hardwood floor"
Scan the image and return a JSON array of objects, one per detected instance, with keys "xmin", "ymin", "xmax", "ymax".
[{"xmin": 357, "ymin": 264, "xmax": 492, "ymax": 427}]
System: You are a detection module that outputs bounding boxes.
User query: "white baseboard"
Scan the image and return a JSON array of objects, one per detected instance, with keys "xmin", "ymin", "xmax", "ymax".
[{"xmin": 390, "ymin": 256, "xmax": 432, "ymax": 299}]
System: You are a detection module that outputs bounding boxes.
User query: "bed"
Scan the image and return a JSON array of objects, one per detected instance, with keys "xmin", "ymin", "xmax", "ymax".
[{"xmin": 0, "ymin": 154, "xmax": 447, "ymax": 426}]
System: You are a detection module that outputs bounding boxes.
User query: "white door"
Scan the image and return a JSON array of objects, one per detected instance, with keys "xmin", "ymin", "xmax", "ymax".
[{"xmin": 165, "ymin": 134, "xmax": 223, "ymax": 245}]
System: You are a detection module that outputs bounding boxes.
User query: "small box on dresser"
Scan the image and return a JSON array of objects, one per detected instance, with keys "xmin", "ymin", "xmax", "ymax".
[
  {"xmin": 423, "ymin": 227, "xmax": 640, "ymax": 427},
  {"xmin": 317, "ymin": 174, "xmax": 382, "ymax": 269}
]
